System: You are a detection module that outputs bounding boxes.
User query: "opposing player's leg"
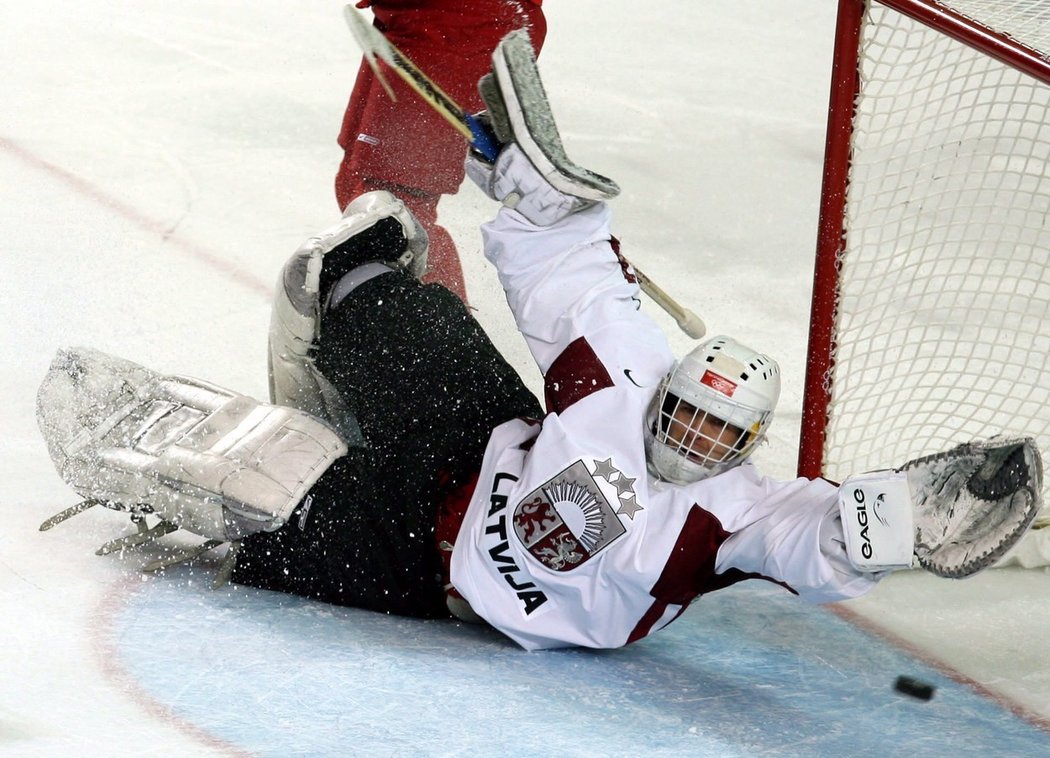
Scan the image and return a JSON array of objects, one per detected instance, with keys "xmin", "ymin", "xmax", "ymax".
[
  {"xmin": 396, "ymin": 191, "xmax": 465, "ymax": 298},
  {"xmin": 334, "ymin": 54, "xmax": 468, "ymax": 298},
  {"xmin": 334, "ymin": 0, "xmax": 547, "ymax": 303}
]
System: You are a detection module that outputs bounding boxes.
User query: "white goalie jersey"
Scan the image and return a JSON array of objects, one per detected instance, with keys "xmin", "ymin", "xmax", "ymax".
[{"xmin": 449, "ymin": 203, "xmax": 880, "ymax": 651}]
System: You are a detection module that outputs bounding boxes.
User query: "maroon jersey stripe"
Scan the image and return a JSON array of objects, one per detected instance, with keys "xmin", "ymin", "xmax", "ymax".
[
  {"xmin": 627, "ymin": 505, "xmax": 787, "ymax": 644},
  {"xmin": 543, "ymin": 336, "xmax": 615, "ymax": 414},
  {"xmin": 609, "ymin": 237, "xmax": 637, "ymax": 285}
]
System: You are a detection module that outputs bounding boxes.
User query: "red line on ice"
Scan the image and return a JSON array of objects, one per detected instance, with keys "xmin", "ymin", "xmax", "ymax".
[
  {"xmin": 0, "ymin": 136, "xmax": 271, "ymax": 298},
  {"xmin": 832, "ymin": 605, "xmax": 1050, "ymax": 734},
  {"xmin": 91, "ymin": 575, "xmax": 254, "ymax": 757}
]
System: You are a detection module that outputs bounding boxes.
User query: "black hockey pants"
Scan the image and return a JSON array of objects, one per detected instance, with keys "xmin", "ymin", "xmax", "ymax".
[{"xmin": 232, "ymin": 271, "xmax": 542, "ymax": 618}]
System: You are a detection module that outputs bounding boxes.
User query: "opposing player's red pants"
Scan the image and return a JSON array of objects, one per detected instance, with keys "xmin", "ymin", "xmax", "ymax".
[{"xmin": 335, "ymin": 0, "xmax": 546, "ymax": 302}]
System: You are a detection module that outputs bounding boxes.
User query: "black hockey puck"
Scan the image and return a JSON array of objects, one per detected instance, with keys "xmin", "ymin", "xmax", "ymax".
[{"xmin": 894, "ymin": 675, "xmax": 935, "ymax": 701}]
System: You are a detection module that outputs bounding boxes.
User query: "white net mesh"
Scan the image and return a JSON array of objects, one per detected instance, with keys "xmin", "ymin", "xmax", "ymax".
[
  {"xmin": 947, "ymin": 0, "xmax": 1050, "ymax": 52},
  {"xmin": 823, "ymin": 1, "xmax": 1050, "ymax": 527}
]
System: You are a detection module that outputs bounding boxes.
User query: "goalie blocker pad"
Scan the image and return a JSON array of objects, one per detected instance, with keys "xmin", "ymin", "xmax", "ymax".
[
  {"xmin": 485, "ymin": 30, "xmax": 620, "ymax": 203},
  {"xmin": 37, "ymin": 347, "xmax": 347, "ymax": 542}
]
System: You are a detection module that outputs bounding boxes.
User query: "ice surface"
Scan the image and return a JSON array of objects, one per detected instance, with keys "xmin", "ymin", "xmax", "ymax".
[
  {"xmin": 111, "ymin": 571, "xmax": 1049, "ymax": 757},
  {"xmin": 3, "ymin": 0, "xmax": 1049, "ymax": 754}
]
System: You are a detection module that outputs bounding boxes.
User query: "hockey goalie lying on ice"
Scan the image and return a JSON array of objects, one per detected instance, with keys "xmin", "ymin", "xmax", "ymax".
[{"xmin": 35, "ymin": 32, "xmax": 1044, "ymax": 651}]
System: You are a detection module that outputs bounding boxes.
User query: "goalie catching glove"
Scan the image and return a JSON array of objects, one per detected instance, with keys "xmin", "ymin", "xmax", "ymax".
[
  {"xmin": 838, "ymin": 437, "xmax": 1043, "ymax": 577},
  {"xmin": 36, "ymin": 347, "xmax": 346, "ymax": 570}
]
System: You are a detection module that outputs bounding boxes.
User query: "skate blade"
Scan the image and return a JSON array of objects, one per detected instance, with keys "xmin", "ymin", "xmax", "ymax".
[{"xmin": 39, "ymin": 499, "xmax": 100, "ymax": 531}]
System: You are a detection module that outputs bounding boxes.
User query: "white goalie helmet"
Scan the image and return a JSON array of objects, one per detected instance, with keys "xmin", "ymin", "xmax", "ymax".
[{"xmin": 646, "ymin": 335, "xmax": 781, "ymax": 485}]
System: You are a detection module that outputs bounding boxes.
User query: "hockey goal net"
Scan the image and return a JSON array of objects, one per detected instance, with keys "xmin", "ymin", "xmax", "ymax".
[{"xmin": 799, "ymin": 0, "xmax": 1050, "ymax": 555}]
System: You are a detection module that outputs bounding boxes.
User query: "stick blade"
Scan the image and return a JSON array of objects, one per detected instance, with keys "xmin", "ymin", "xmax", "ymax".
[{"xmin": 343, "ymin": 4, "xmax": 397, "ymax": 100}]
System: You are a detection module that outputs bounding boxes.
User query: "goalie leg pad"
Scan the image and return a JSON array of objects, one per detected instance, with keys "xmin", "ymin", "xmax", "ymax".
[
  {"xmin": 268, "ymin": 190, "xmax": 425, "ymax": 442},
  {"xmin": 269, "ymin": 251, "xmax": 365, "ymax": 445},
  {"xmin": 38, "ymin": 347, "xmax": 348, "ymax": 542},
  {"xmin": 904, "ymin": 437, "xmax": 1043, "ymax": 578}
]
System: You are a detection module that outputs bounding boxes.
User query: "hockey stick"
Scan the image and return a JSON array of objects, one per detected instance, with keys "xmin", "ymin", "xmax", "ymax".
[
  {"xmin": 342, "ymin": 5, "xmax": 706, "ymax": 339},
  {"xmin": 343, "ymin": 6, "xmax": 501, "ymax": 160},
  {"xmin": 631, "ymin": 268, "xmax": 707, "ymax": 340}
]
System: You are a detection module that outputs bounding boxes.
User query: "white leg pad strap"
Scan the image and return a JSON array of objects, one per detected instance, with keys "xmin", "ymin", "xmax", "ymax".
[{"xmin": 38, "ymin": 347, "xmax": 348, "ymax": 542}]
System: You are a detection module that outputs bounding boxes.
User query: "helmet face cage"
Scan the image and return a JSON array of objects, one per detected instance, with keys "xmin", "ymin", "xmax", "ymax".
[
  {"xmin": 658, "ymin": 391, "xmax": 764, "ymax": 467},
  {"xmin": 646, "ymin": 336, "xmax": 780, "ymax": 485}
]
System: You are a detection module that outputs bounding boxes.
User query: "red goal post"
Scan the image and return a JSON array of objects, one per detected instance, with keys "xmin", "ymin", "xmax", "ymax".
[{"xmin": 799, "ymin": 1, "xmax": 1050, "ymax": 542}]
